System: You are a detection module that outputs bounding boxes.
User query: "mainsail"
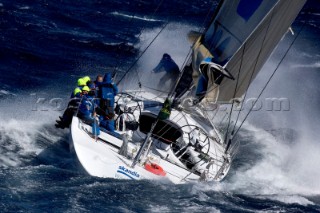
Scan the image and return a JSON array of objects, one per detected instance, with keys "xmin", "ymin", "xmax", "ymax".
[{"xmin": 175, "ymin": 0, "xmax": 306, "ymax": 103}]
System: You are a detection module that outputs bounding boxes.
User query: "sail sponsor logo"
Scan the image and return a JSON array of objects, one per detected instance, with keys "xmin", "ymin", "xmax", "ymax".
[{"xmin": 116, "ymin": 166, "xmax": 140, "ymax": 179}]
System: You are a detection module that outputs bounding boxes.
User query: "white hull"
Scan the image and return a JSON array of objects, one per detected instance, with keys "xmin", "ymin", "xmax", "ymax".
[{"xmin": 69, "ymin": 91, "xmax": 231, "ymax": 184}]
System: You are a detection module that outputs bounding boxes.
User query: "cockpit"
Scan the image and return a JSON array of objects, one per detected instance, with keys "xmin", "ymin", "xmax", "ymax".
[{"xmin": 139, "ymin": 112, "xmax": 182, "ymax": 144}]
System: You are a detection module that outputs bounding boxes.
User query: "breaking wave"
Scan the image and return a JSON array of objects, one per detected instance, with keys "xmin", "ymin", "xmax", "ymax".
[
  {"xmin": 0, "ymin": 94, "xmax": 70, "ymax": 169},
  {"xmin": 0, "ymin": 119, "xmax": 57, "ymax": 167},
  {"xmin": 190, "ymin": 124, "xmax": 320, "ymax": 206}
]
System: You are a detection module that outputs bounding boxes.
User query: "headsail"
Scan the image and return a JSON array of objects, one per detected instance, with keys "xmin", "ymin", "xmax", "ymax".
[
  {"xmin": 177, "ymin": 0, "xmax": 306, "ymax": 103},
  {"xmin": 217, "ymin": 0, "xmax": 306, "ymax": 102}
]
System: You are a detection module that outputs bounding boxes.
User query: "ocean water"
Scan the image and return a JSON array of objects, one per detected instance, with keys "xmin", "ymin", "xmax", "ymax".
[{"xmin": 0, "ymin": 0, "xmax": 320, "ymax": 212}]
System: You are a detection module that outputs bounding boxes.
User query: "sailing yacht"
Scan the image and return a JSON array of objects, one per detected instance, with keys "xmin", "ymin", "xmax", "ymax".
[{"xmin": 69, "ymin": 0, "xmax": 306, "ymax": 184}]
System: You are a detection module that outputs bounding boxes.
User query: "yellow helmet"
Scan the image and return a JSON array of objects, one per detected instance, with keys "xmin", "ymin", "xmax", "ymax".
[
  {"xmin": 73, "ymin": 87, "xmax": 82, "ymax": 95},
  {"xmin": 83, "ymin": 76, "xmax": 91, "ymax": 84},
  {"xmin": 82, "ymin": 86, "xmax": 90, "ymax": 92},
  {"xmin": 77, "ymin": 78, "xmax": 86, "ymax": 86}
]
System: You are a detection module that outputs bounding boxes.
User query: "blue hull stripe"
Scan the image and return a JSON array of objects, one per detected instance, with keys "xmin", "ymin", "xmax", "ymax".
[{"xmin": 117, "ymin": 170, "xmax": 136, "ymax": 180}]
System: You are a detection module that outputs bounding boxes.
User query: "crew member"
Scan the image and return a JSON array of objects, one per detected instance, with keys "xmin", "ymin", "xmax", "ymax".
[
  {"xmin": 56, "ymin": 87, "xmax": 83, "ymax": 129},
  {"xmin": 83, "ymin": 76, "xmax": 91, "ymax": 85},
  {"xmin": 78, "ymin": 86, "xmax": 100, "ymax": 136},
  {"xmin": 78, "ymin": 86, "xmax": 95, "ymax": 123},
  {"xmin": 71, "ymin": 78, "xmax": 86, "ymax": 98},
  {"xmin": 94, "ymin": 74, "xmax": 103, "ymax": 88},
  {"xmin": 97, "ymin": 72, "xmax": 118, "ymax": 132},
  {"xmin": 97, "ymin": 72, "xmax": 118, "ymax": 114},
  {"xmin": 152, "ymin": 53, "xmax": 180, "ymax": 89}
]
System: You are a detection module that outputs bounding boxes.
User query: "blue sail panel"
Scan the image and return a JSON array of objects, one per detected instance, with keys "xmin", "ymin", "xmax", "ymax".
[
  {"xmin": 237, "ymin": 0, "xmax": 264, "ymax": 21},
  {"xmin": 203, "ymin": 0, "xmax": 278, "ymax": 65}
]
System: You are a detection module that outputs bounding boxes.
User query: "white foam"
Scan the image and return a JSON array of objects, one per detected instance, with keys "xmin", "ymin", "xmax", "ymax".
[
  {"xmin": 0, "ymin": 89, "xmax": 16, "ymax": 96},
  {"xmin": 18, "ymin": 6, "xmax": 30, "ymax": 10},
  {"xmin": 190, "ymin": 123, "xmax": 320, "ymax": 205},
  {"xmin": 103, "ymin": 41, "xmax": 134, "ymax": 46},
  {"xmin": 0, "ymin": 106, "xmax": 63, "ymax": 167},
  {"xmin": 258, "ymin": 195, "xmax": 314, "ymax": 206},
  {"xmin": 111, "ymin": 11, "xmax": 162, "ymax": 22},
  {"xmin": 148, "ymin": 205, "xmax": 171, "ymax": 213},
  {"xmin": 0, "ymin": 119, "xmax": 41, "ymax": 166}
]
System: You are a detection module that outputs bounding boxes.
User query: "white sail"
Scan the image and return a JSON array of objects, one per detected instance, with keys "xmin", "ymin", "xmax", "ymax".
[
  {"xmin": 217, "ymin": 0, "xmax": 306, "ymax": 102},
  {"xmin": 190, "ymin": 0, "xmax": 306, "ymax": 103}
]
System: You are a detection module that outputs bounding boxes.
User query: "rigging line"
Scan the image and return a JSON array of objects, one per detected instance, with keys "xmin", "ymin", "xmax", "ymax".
[
  {"xmin": 194, "ymin": 4, "xmax": 278, "ymax": 103},
  {"xmin": 217, "ymin": 111, "xmax": 230, "ymax": 129},
  {"xmin": 203, "ymin": 0, "xmax": 225, "ymax": 36},
  {"xmin": 231, "ymin": 13, "xmax": 276, "ymax": 135},
  {"xmin": 189, "ymin": 9, "xmax": 276, "ymax": 132},
  {"xmin": 142, "ymin": 85, "xmax": 170, "ymax": 94},
  {"xmin": 139, "ymin": 89, "xmax": 167, "ymax": 102},
  {"xmin": 223, "ymin": 43, "xmax": 246, "ymax": 142},
  {"xmin": 155, "ymin": 112, "xmax": 186, "ymax": 140},
  {"xmin": 114, "ymin": 0, "xmax": 165, "ymax": 75},
  {"xmin": 142, "ymin": 109, "xmax": 186, "ymax": 145},
  {"xmin": 169, "ymin": 52, "xmax": 193, "ymax": 98},
  {"xmin": 116, "ymin": 21, "xmax": 169, "ymax": 85},
  {"xmin": 153, "ymin": 95, "xmax": 197, "ymax": 137},
  {"xmin": 174, "ymin": 82, "xmax": 221, "ymax": 129},
  {"xmin": 170, "ymin": 0, "xmax": 219, "ymax": 98},
  {"xmin": 232, "ymin": 20, "xmax": 306, "ymax": 140},
  {"xmin": 179, "ymin": 0, "xmax": 218, "ymax": 69},
  {"xmin": 191, "ymin": 5, "xmax": 273, "ymax": 126},
  {"xmin": 148, "ymin": 98, "xmax": 203, "ymax": 142},
  {"xmin": 116, "ymin": 0, "xmax": 165, "ymax": 85},
  {"xmin": 201, "ymin": 0, "xmax": 227, "ymax": 60}
]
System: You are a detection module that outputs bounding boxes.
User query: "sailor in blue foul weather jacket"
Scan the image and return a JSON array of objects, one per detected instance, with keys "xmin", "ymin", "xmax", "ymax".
[
  {"xmin": 78, "ymin": 86, "xmax": 96, "ymax": 124},
  {"xmin": 152, "ymin": 53, "xmax": 180, "ymax": 89},
  {"xmin": 98, "ymin": 72, "xmax": 118, "ymax": 114},
  {"xmin": 99, "ymin": 112, "xmax": 115, "ymax": 132},
  {"xmin": 94, "ymin": 75, "xmax": 104, "ymax": 88},
  {"xmin": 77, "ymin": 86, "xmax": 100, "ymax": 136},
  {"xmin": 96, "ymin": 73, "xmax": 118, "ymax": 132}
]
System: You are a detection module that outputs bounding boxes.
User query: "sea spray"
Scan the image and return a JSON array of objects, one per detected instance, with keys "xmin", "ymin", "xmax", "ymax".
[{"xmin": 189, "ymin": 123, "xmax": 320, "ymax": 205}]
